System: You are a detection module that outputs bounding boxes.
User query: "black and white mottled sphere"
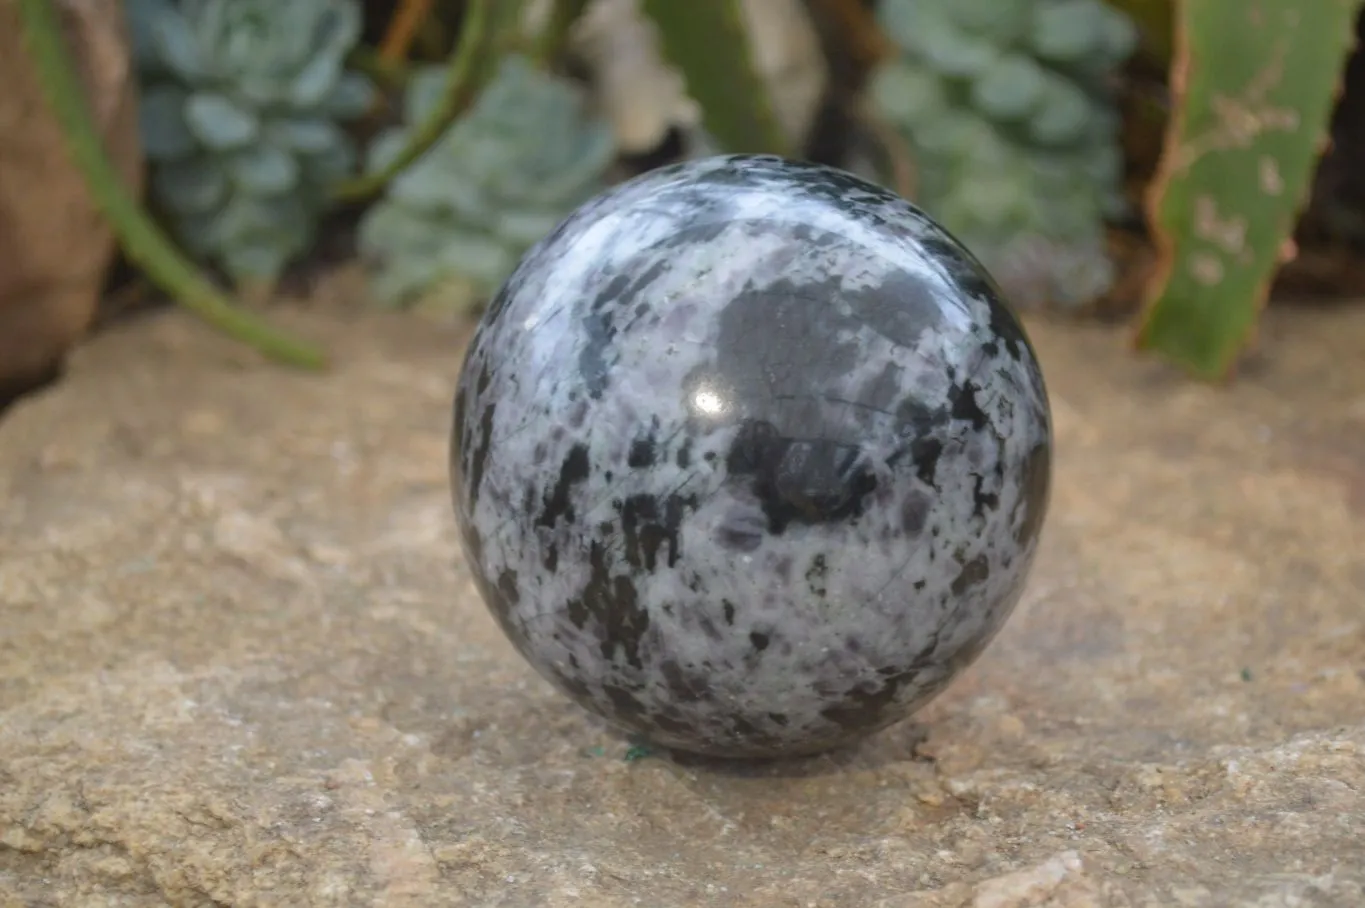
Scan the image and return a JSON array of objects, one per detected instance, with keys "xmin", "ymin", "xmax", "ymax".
[{"xmin": 451, "ymin": 155, "xmax": 1052, "ymax": 759}]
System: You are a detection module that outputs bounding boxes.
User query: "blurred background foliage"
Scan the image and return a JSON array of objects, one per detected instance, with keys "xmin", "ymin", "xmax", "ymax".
[{"xmin": 4, "ymin": 0, "xmax": 1365, "ymax": 410}]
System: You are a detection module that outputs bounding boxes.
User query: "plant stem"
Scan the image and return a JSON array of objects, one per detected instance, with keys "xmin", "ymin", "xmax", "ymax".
[
  {"xmin": 332, "ymin": 0, "xmax": 495, "ymax": 202},
  {"xmin": 15, "ymin": 0, "xmax": 326, "ymax": 369},
  {"xmin": 379, "ymin": 0, "xmax": 434, "ymax": 62}
]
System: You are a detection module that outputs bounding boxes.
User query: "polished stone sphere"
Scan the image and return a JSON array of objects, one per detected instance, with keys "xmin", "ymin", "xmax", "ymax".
[{"xmin": 450, "ymin": 155, "xmax": 1052, "ymax": 759}]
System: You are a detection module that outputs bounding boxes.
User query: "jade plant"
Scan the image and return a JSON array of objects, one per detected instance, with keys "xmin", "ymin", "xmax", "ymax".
[
  {"xmin": 358, "ymin": 54, "xmax": 616, "ymax": 312},
  {"xmin": 128, "ymin": 0, "xmax": 375, "ymax": 287}
]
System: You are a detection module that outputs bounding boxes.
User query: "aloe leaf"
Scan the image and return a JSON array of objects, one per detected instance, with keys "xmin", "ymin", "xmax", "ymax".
[
  {"xmin": 640, "ymin": 0, "xmax": 791, "ymax": 155},
  {"xmin": 1135, "ymin": 0, "xmax": 1360, "ymax": 379}
]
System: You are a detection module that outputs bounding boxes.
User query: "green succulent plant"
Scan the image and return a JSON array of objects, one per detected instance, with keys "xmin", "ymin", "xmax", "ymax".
[
  {"xmin": 358, "ymin": 55, "xmax": 616, "ymax": 313},
  {"xmin": 128, "ymin": 0, "xmax": 374, "ymax": 285},
  {"xmin": 869, "ymin": 0, "xmax": 1136, "ymax": 309}
]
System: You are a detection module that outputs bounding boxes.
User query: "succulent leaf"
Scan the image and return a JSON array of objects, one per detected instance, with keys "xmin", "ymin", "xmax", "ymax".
[
  {"xmin": 1029, "ymin": 0, "xmax": 1105, "ymax": 64},
  {"xmin": 402, "ymin": 67, "xmax": 448, "ymax": 125},
  {"xmin": 1027, "ymin": 76, "xmax": 1092, "ymax": 146},
  {"xmin": 302, "ymin": 142, "xmax": 358, "ymax": 186},
  {"xmin": 138, "ymin": 84, "xmax": 196, "ymax": 160},
  {"xmin": 184, "ymin": 91, "xmax": 258, "ymax": 149},
  {"xmin": 151, "ymin": 156, "xmax": 228, "ymax": 214},
  {"xmin": 325, "ymin": 72, "xmax": 376, "ymax": 120},
  {"xmin": 948, "ymin": 0, "xmax": 1030, "ymax": 44},
  {"xmin": 1098, "ymin": 7, "xmax": 1138, "ymax": 66},
  {"xmin": 229, "ymin": 145, "xmax": 300, "ymax": 195},
  {"xmin": 149, "ymin": 5, "xmax": 207, "ymax": 81},
  {"xmin": 868, "ymin": 65, "xmax": 947, "ymax": 127},
  {"xmin": 127, "ymin": 0, "xmax": 173, "ymax": 73},
  {"xmin": 291, "ymin": 52, "xmax": 345, "ymax": 108},
  {"xmin": 221, "ymin": 243, "xmax": 291, "ymax": 282},
  {"xmin": 267, "ymin": 117, "xmax": 341, "ymax": 155},
  {"xmin": 971, "ymin": 53, "xmax": 1046, "ymax": 122},
  {"xmin": 913, "ymin": 17, "xmax": 998, "ymax": 78},
  {"xmin": 496, "ymin": 210, "xmax": 572, "ymax": 248}
]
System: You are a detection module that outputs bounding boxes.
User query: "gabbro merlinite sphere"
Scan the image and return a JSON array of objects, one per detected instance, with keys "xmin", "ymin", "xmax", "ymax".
[{"xmin": 450, "ymin": 154, "xmax": 1052, "ymax": 759}]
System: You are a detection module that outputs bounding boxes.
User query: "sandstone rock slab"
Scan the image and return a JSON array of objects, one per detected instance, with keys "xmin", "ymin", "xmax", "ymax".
[{"xmin": 1, "ymin": 304, "xmax": 1362, "ymax": 906}]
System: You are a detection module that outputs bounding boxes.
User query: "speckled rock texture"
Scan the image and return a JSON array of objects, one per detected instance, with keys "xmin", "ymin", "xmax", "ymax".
[
  {"xmin": 452, "ymin": 155, "xmax": 1052, "ymax": 758},
  {"xmin": 1, "ymin": 299, "xmax": 1364, "ymax": 906}
]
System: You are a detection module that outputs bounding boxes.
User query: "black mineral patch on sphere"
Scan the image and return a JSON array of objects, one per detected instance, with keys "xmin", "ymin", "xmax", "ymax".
[{"xmin": 450, "ymin": 154, "xmax": 1052, "ymax": 759}]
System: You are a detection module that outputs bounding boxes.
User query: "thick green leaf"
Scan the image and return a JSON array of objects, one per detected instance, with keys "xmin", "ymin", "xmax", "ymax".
[
  {"xmin": 1027, "ymin": 76, "xmax": 1092, "ymax": 146},
  {"xmin": 971, "ymin": 53, "xmax": 1047, "ymax": 122},
  {"xmin": 149, "ymin": 4, "xmax": 207, "ymax": 80},
  {"xmin": 365, "ymin": 129, "xmax": 410, "ymax": 174},
  {"xmin": 877, "ymin": 0, "xmax": 933, "ymax": 57},
  {"xmin": 357, "ymin": 204, "xmax": 447, "ymax": 260},
  {"xmin": 229, "ymin": 145, "xmax": 300, "ymax": 195},
  {"xmin": 402, "ymin": 66, "xmax": 449, "ymax": 124},
  {"xmin": 528, "ymin": 125, "xmax": 617, "ymax": 207},
  {"xmin": 388, "ymin": 152, "xmax": 488, "ymax": 215},
  {"xmin": 187, "ymin": 0, "xmax": 230, "ymax": 62},
  {"xmin": 151, "ymin": 156, "xmax": 228, "ymax": 214},
  {"xmin": 290, "ymin": 53, "xmax": 343, "ymax": 108},
  {"xmin": 1030, "ymin": 0, "xmax": 1107, "ymax": 63},
  {"xmin": 1098, "ymin": 5, "xmax": 1140, "ymax": 66},
  {"xmin": 268, "ymin": 117, "xmax": 342, "ymax": 154},
  {"xmin": 434, "ymin": 233, "xmax": 520, "ymax": 289},
  {"xmin": 126, "ymin": 0, "xmax": 173, "ymax": 73},
  {"xmin": 138, "ymin": 83, "xmax": 197, "ymax": 160},
  {"xmin": 301, "ymin": 141, "xmax": 359, "ymax": 185},
  {"xmin": 368, "ymin": 262, "xmax": 440, "ymax": 308},
  {"xmin": 912, "ymin": 15, "xmax": 998, "ymax": 78},
  {"xmin": 640, "ymin": 0, "xmax": 790, "ymax": 155},
  {"xmin": 312, "ymin": 0, "xmax": 362, "ymax": 60},
  {"xmin": 867, "ymin": 63, "xmax": 948, "ymax": 127},
  {"xmin": 1136, "ymin": 0, "xmax": 1360, "ymax": 379},
  {"xmin": 184, "ymin": 91, "xmax": 258, "ymax": 148},
  {"xmin": 221, "ymin": 242, "xmax": 292, "ymax": 282},
  {"xmin": 168, "ymin": 209, "xmax": 218, "ymax": 255},
  {"xmin": 325, "ymin": 71, "xmax": 377, "ymax": 120},
  {"xmin": 495, "ymin": 209, "xmax": 570, "ymax": 248},
  {"xmin": 948, "ymin": 0, "xmax": 1030, "ymax": 44},
  {"xmin": 214, "ymin": 194, "xmax": 308, "ymax": 246}
]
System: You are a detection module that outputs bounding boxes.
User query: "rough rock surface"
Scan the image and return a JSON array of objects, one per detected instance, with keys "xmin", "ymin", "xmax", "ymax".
[
  {"xmin": 1, "ymin": 301, "xmax": 1363, "ymax": 907},
  {"xmin": 0, "ymin": 0, "xmax": 143, "ymax": 399}
]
